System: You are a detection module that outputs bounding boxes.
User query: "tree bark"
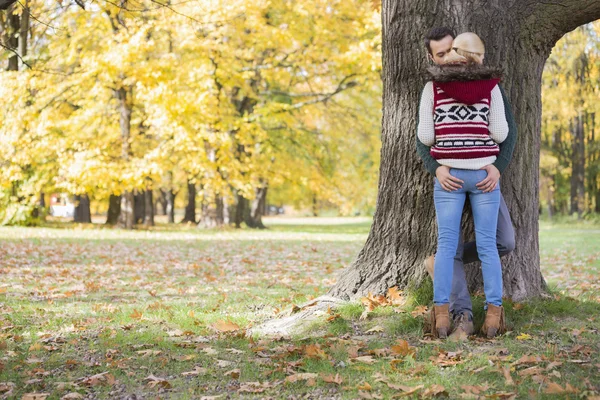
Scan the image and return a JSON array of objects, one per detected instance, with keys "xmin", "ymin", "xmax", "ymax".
[
  {"xmin": 144, "ymin": 188, "xmax": 154, "ymax": 227},
  {"xmin": 6, "ymin": 4, "xmax": 19, "ymax": 71},
  {"xmin": 133, "ymin": 191, "xmax": 145, "ymax": 224},
  {"xmin": 234, "ymin": 192, "xmax": 247, "ymax": 229},
  {"xmin": 156, "ymin": 189, "xmax": 168, "ymax": 215},
  {"xmin": 328, "ymin": 0, "xmax": 600, "ymax": 302},
  {"xmin": 115, "ymin": 86, "xmax": 134, "ymax": 229},
  {"xmin": 245, "ymin": 184, "xmax": 267, "ymax": 229},
  {"xmin": 74, "ymin": 194, "xmax": 92, "ymax": 223},
  {"xmin": 166, "ymin": 189, "xmax": 176, "ymax": 223},
  {"xmin": 18, "ymin": 0, "xmax": 28, "ymax": 69},
  {"xmin": 570, "ymin": 114, "xmax": 585, "ymax": 217},
  {"xmin": 106, "ymin": 194, "xmax": 121, "ymax": 225},
  {"xmin": 181, "ymin": 180, "xmax": 196, "ymax": 223}
]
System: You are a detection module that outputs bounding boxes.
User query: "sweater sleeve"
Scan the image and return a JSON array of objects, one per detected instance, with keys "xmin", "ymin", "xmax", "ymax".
[
  {"xmin": 488, "ymin": 85, "xmax": 509, "ymax": 143},
  {"xmin": 417, "ymin": 82, "xmax": 435, "ymax": 146},
  {"xmin": 492, "ymin": 85, "xmax": 517, "ymax": 174}
]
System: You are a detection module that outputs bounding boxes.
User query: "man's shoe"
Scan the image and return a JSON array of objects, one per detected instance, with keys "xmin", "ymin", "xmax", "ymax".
[
  {"xmin": 481, "ymin": 304, "xmax": 506, "ymax": 339},
  {"xmin": 448, "ymin": 312, "xmax": 474, "ymax": 342},
  {"xmin": 424, "ymin": 255, "xmax": 435, "ymax": 279}
]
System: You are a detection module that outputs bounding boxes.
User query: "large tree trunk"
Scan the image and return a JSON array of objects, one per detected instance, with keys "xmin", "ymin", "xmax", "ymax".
[
  {"xmin": 181, "ymin": 180, "xmax": 196, "ymax": 223},
  {"xmin": 74, "ymin": 194, "xmax": 92, "ymax": 223},
  {"xmin": 156, "ymin": 189, "xmax": 168, "ymax": 216},
  {"xmin": 133, "ymin": 191, "xmax": 145, "ymax": 224},
  {"xmin": 106, "ymin": 194, "xmax": 121, "ymax": 225},
  {"xmin": 167, "ymin": 189, "xmax": 176, "ymax": 223},
  {"xmin": 234, "ymin": 193, "xmax": 247, "ymax": 229},
  {"xmin": 328, "ymin": 0, "xmax": 600, "ymax": 301}
]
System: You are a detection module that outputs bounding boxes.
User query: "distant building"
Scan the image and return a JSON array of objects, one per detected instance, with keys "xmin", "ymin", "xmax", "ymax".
[{"xmin": 49, "ymin": 194, "xmax": 75, "ymax": 218}]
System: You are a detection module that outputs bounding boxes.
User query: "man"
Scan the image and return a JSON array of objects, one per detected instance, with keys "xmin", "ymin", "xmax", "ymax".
[{"xmin": 417, "ymin": 27, "xmax": 517, "ymax": 340}]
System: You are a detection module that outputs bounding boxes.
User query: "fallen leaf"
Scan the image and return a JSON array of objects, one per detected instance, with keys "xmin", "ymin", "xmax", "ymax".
[
  {"xmin": 216, "ymin": 359, "xmax": 233, "ymax": 368},
  {"xmin": 212, "ymin": 320, "xmax": 240, "ymax": 332},
  {"xmin": 181, "ymin": 366, "xmax": 207, "ymax": 376},
  {"xmin": 321, "ymin": 373, "xmax": 343, "ymax": 385},
  {"xmin": 357, "ymin": 382, "xmax": 372, "ymax": 391},
  {"xmin": 502, "ymin": 366, "xmax": 514, "ymax": 386},
  {"xmin": 390, "ymin": 339, "xmax": 416, "ymax": 357},
  {"xmin": 224, "ymin": 369, "xmax": 240, "ymax": 379},
  {"xmin": 286, "ymin": 373, "xmax": 319, "ymax": 383},
  {"xmin": 61, "ymin": 394, "xmax": 84, "ymax": 400},
  {"xmin": 22, "ymin": 394, "xmax": 50, "ymax": 400},
  {"xmin": 411, "ymin": 305, "xmax": 428, "ymax": 317},
  {"xmin": 515, "ymin": 333, "xmax": 532, "ymax": 341},
  {"xmin": 352, "ymin": 355, "xmax": 377, "ymax": 364},
  {"xmin": 423, "ymin": 384, "xmax": 447, "ymax": 398},
  {"xmin": 366, "ymin": 325, "xmax": 384, "ymax": 333},
  {"xmin": 129, "ymin": 309, "xmax": 143, "ymax": 320},
  {"xmin": 145, "ymin": 374, "xmax": 171, "ymax": 389},
  {"xmin": 304, "ymin": 344, "xmax": 327, "ymax": 359}
]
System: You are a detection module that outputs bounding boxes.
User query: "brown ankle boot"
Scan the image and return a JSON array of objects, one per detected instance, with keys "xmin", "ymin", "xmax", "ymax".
[
  {"xmin": 481, "ymin": 304, "xmax": 505, "ymax": 339},
  {"xmin": 433, "ymin": 304, "xmax": 450, "ymax": 339}
]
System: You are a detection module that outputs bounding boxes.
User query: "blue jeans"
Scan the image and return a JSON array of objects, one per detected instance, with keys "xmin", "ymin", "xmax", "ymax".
[
  {"xmin": 450, "ymin": 194, "xmax": 515, "ymax": 318},
  {"xmin": 433, "ymin": 169, "xmax": 503, "ymax": 307}
]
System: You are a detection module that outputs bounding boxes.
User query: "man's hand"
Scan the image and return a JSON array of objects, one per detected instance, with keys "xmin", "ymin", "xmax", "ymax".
[
  {"xmin": 477, "ymin": 164, "xmax": 500, "ymax": 193},
  {"xmin": 436, "ymin": 165, "xmax": 463, "ymax": 191}
]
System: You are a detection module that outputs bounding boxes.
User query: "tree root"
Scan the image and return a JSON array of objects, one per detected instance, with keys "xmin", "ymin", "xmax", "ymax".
[{"xmin": 249, "ymin": 295, "xmax": 349, "ymax": 337}]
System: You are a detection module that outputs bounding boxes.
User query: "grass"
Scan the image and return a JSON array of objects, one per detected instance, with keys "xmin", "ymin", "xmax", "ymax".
[{"xmin": 0, "ymin": 218, "xmax": 598, "ymax": 399}]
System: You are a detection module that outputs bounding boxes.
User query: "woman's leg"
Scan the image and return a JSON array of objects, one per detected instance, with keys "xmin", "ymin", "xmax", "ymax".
[
  {"xmin": 469, "ymin": 180, "xmax": 502, "ymax": 306},
  {"xmin": 433, "ymin": 177, "xmax": 466, "ymax": 306}
]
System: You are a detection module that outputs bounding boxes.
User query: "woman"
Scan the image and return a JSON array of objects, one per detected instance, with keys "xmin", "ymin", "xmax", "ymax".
[{"xmin": 417, "ymin": 32, "xmax": 508, "ymax": 339}]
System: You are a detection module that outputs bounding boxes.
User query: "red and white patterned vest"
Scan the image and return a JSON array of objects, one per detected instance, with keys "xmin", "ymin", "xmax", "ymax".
[{"xmin": 430, "ymin": 79, "xmax": 500, "ymax": 160}]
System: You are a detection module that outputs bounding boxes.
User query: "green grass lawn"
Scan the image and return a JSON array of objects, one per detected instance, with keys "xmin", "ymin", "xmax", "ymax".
[{"xmin": 0, "ymin": 218, "xmax": 598, "ymax": 399}]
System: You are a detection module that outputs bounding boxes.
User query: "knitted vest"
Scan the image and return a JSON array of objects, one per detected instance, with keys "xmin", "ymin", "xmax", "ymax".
[{"xmin": 430, "ymin": 80, "xmax": 500, "ymax": 160}]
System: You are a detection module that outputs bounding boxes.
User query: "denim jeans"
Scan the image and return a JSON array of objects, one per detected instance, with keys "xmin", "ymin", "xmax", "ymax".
[
  {"xmin": 450, "ymin": 194, "xmax": 515, "ymax": 318},
  {"xmin": 433, "ymin": 169, "xmax": 503, "ymax": 307}
]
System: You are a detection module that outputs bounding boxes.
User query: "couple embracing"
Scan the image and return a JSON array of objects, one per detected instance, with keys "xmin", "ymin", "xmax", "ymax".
[{"xmin": 416, "ymin": 27, "xmax": 517, "ymax": 340}]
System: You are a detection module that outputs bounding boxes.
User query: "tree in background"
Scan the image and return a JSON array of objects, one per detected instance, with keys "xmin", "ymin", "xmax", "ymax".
[
  {"xmin": 0, "ymin": 0, "xmax": 381, "ymax": 227},
  {"xmin": 541, "ymin": 22, "xmax": 600, "ymax": 218}
]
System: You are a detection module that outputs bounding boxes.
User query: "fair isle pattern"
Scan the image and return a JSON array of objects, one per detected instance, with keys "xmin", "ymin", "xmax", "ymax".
[{"xmin": 430, "ymin": 83, "xmax": 499, "ymax": 160}]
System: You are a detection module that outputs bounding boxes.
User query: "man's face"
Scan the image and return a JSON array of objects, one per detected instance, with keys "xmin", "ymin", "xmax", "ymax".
[{"xmin": 428, "ymin": 35, "xmax": 453, "ymax": 65}]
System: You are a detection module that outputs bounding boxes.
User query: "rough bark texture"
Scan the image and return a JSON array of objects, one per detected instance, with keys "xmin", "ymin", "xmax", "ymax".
[
  {"xmin": 106, "ymin": 194, "xmax": 121, "ymax": 225},
  {"xmin": 328, "ymin": 0, "xmax": 600, "ymax": 302},
  {"xmin": 181, "ymin": 180, "xmax": 196, "ymax": 223},
  {"xmin": 167, "ymin": 190, "xmax": 176, "ymax": 223},
  {"xmin": 74, "ymin": 194, "xmax": 91, "ymax": 223}
]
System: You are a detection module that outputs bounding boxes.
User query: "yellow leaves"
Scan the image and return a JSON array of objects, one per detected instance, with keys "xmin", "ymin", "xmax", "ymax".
[{"xmin": 516, "ymin": 333, "xmax": 533, "ymax": 341}]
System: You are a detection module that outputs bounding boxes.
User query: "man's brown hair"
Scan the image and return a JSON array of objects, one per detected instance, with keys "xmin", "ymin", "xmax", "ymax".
[{"xmin": 424, "ymin": 27, "xmax": 456, "ymax": 54}]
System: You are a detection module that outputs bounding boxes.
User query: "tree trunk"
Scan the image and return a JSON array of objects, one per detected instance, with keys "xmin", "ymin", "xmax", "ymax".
[
  {"xmin": 6, "ymin": 4, "xmax": 19, "ymax": 71},
  {"xmin": 328, "ymin": 0, "xmax": 600, "ymax": 301},
  {"xmin": 18, "ymin": 0, "xmax": 28, "ymax": 69},
  {"xmin": 234, "ymin": 192, "xmax": 247, "ymax": 229},
  {"xmin": 312, "ymin": 194, "xmax": 318, "ymax": 217},
  {"xmin": 144, "ymin": 188, "xmax": 154, "ymax": 227},
  {"xmin": 181, "ymin": 180, "xmax": 196, "ymax": 223},
  {"xmin": 119, "ymin": 192, "xmax": 134, "ymax": 229},
  {"xmin": 570, "ymin": 114, "xmax": 585, "ymax": 218},
  {"xmin": 39, "ymin": 192, "xmax": 45, "ymax": 209},
  {"xmin": 245, "ymin": 184, "xmax": 267, "ymax": 229},
  {"xmin": 133, "ymin": 191, "xmax": 145, "ymax": 224},
  {"xmin": 167, "ymin": 189, "xmax": 176, "ymax": 223},
  {"xmin": 156, "ymin": 189, "xmax": 168, "ymax": 215},
  {"xmin": 74, "ymin": 194, "xmax": 92, "ymax": 223},
  {"xmin": 115, "ymin": 86, "xmax": 134, "ymax": 229},
  {"xmin": 106, "ymin": 194, "xmax": 121, "ymax": 225}
]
